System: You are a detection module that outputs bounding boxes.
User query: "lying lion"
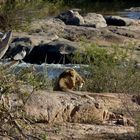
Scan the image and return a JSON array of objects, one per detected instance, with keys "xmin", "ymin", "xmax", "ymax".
[{"xmin": 54, "ymin": 68, "xmax": 96, "ymax": 101}]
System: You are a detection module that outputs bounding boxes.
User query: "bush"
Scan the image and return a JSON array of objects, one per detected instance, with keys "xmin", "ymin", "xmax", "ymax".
[
  {"xmin": 0, "ymin": 0, "xmax": 65, "ymax": 31},
  {"xmin": 73, "ymin": 43, "xmax": 140, "ymax": 93},
  {"xmin": 15, "ymin": 66, "xmax": 53, "ymax": 91}
]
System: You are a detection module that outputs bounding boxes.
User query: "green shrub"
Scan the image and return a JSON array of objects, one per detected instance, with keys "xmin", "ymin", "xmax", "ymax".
[
  {"xmin": 15, "ymin": 66, "xmax": 53, "ymax": 91},
  {"xmin": 0, "ymin": 0, "xmax": 65, "ymax": 31},
  {"xmin": 73, "ymin": 43, "xmax": 140, "ymax": 93},
  {"xmin": 0, "ymin": 67, "xmax": 21, "ymax": 95}
]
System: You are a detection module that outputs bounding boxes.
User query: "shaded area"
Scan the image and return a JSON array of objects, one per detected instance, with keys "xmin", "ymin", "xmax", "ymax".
[{"xmin": 23, "ymin": 44, "xmax": 74, "ymax": 64}]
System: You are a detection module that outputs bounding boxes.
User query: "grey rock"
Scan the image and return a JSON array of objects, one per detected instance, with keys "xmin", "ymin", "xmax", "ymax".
[
  {"xmin": 57, "ymin": 10, "xmax": 85, "ymax": 26},
  {"xmin": 105, "ymin": 16, "xmax": 139, "ymax": 26},
  {"xmin": 83, "ymin": 13, "xmax": 107, "ymax": 28},
  {"xmin": 25, "ymin": 91, "xmax": 63, "ymax": 123},
  {"xmin": 7, "ymin": 62, "xmax": 88, "ymax": 79},
  {"xmin": 13, "ymin": 32, "xmax": 59, "ymax": 46},
  {"xmin": 63, "ymin": 25, "xmax": 129, "ymax": 46},
  {"xmin": 4, "ymin": 37, "xmax": 33, "ymax": 61}
]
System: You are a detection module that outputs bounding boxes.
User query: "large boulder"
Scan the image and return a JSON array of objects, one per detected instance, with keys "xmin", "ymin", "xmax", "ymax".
[
  {"xmin": 24, "ymin": 91, "xmax": 135, "ymax": 126},
  {"xmin": 63, "ymin": 25, "xmax": 130, "ymax": 46},
  {"xmin": 24, "ymin": 38, "xmax": 79, "ymax": 64},
  {"xmin": 105, "ymin": 16, "xmax": 139, "ymax": 26},
  {"xmin": 57, "ymin": 10, "xmax": 85, "ymax": 26},
  {"xmin": 24, "ymin": 91, "xmax": 102, "ymax": 123},
  {"xmin": 83, "ymin": 13, "xmax": 107, "ymax": 28}
]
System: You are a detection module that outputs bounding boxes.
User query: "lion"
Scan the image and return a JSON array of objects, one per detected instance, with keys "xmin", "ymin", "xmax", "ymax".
[
  {"xmin": 54, "ymin": 68, "xmax": 98, "ymax": 102},
  {"xmin": 54, "ymin": 68, "xmax": 85, "ymax": 92}
]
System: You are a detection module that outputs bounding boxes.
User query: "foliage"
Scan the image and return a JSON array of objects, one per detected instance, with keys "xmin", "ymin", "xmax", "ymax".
[
  {"xmin": 0, "ymin": 0, "xmax": 65, "ymax": 31},
  {"xmin": 15, "ymin": 66, "xmax": 53, "ymax": 91},
  {"xmin": 73, "ymin": 43, "xmax": 140, "ymax": 93},
  {"xmin": 0, "ymin": 67, "xmax": 21, "ymax": 95}
]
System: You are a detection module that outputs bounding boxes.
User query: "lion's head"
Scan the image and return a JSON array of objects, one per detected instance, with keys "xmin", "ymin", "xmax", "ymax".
[{"xmin": 55, "ymin": 68, "xmax": 85, "ymax": 91}]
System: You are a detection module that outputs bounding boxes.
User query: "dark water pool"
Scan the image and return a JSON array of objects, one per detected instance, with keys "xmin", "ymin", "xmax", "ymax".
[{"xmin": 66, "ymin": 1, "xmax": 140, "ymax": 19}]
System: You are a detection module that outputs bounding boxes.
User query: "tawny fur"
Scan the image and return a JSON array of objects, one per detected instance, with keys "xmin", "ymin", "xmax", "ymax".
[{"xmin": 55, "ymin": 68, "xmax": 85, "ymax": 92}]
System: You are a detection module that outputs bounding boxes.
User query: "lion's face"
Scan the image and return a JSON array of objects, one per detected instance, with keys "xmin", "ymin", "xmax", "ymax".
[
  {"xmin": 56, "ymin": 68, "xmax": 85, "ymax": 91},
  {"xmin": 75, "ymin": 73, "xmax": 85, "ymax": 89}
]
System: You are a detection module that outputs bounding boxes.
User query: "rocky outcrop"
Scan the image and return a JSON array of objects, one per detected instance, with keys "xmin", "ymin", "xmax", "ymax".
[
  {"xmin": 21, "ymin": 90, "xmax": 137, "ymax": 139},
  {"xmin": 24, "ymin": 91, "xmax": 98, "ymax": 123},
  {"xmin": 108, "ymin": 26, "xmax": 140, "ymax": 39},
  {"xmin": 13, "ymin": 31, "xmax": 59, "ymax": 46},
  {"xmin": 63, "ymin": 25, "xmax": 130, "ymax": 45},
  {"xmin": 57, "ymin": 10, "xmax": 107, "ymax": 28},
  {"xmin": 24, "ymin": 91, "xmax": 136, "ymax": 125},
  {"xmin": 1, "ymin": 10, "xmax": 140, "ymax": 64}
]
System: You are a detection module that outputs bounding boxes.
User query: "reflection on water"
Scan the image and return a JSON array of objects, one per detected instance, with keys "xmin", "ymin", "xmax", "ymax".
[{"xmin": 118, "ymin": 11, "xmax": 140, "ymax": 19}]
